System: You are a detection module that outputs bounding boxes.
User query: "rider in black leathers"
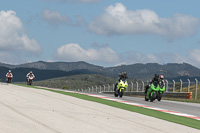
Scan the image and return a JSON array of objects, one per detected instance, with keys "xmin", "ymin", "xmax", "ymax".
[
  {"xmin": 145, "ymin": 74, "xmax": 159, "ymax": 93},
  {"xmin": 114, "ymin": 72, "xmax": 128, "ymax": 92}
]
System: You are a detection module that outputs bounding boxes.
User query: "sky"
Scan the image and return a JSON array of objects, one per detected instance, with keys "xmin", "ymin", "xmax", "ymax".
[{"xmin": 1, "ymin": 0, "xmax": 200, "ymax": 68}]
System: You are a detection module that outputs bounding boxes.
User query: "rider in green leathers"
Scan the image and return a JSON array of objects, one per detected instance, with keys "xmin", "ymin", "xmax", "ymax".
[
  {"xmin": 145, "ymin": 74, "xmax": 160, "ymax": 100},
  {"xmin": 145, "ymin": 74, "xmax": 166, "ymax": 101}
]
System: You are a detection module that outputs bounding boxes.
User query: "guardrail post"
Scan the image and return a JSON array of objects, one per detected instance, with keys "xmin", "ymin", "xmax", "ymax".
[
  {"xmin": 195, "ymin": 78, "xmax": 198, "ymax": 100},
  {"xmin": 180, "ymin": 79, "xmax": 182, "ymax": 92},
  {"xmin": 136, "ymin": 81, "xmax": 138, "ymax": 92},
  {"xmin": 187, "ymin": 79, "xmax": 190, "ymax": 92},
  {"xmin": 165, "ymin": 80, "xmax": 168, "ymax": 92}
]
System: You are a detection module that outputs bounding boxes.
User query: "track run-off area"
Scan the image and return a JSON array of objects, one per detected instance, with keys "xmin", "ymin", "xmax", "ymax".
[{"xmin": 0, "ymin": 83, "xmax": 199, "ymax": 133}]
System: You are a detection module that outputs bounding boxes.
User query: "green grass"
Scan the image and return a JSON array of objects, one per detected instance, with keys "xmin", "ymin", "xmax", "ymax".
[{"xmin": 18, "ymin": 84, "xmax": 200, "ymax": 130}]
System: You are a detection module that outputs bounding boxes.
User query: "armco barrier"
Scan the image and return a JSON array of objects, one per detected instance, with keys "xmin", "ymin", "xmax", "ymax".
[{"xmin": 102, "ymin": 91, "xmax": 191, "ymax": 99}]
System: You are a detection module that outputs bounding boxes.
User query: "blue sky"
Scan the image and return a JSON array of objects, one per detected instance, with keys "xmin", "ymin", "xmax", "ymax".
[{"xmin": 1, "ymin": 0, "xmax": 200, "ymax": 68}]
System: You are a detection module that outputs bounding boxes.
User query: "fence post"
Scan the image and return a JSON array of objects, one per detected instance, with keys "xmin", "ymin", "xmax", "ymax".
[
  {"xmin": 142, "ymin": 81, "xmax": 144, "ymax": 92},
  {"xmin": 136, "ymin": 81, "xmax": 138, "ymax": 92},
  {"xmin": 131, "ymin": 82, "xmax": 133, "ymax": 91},
  {"xmin": 103, "ymin": 85, "xmax": 105, "ymax": 92},
  {"xmin": 108, "ymin": 84, "xmax": 110, "ymax": 92},
  {"xmin": 95, "ymin": 86, "xmax": 98, "ymax": 93},
  {"xmin": 99, "ymin": 85, "xmax": 102, "ymax": 93},
  {"xmin": 195, "ymin": 78, "xmax": 198, "ymax": 100},
  {"xmin": 180, "ymin": 79, "xmax": 182, "ymax": 92},
  {"xmin": 88, "ymin": 87, "xmax": 90, "ymax": 92},
  {"xmin": 173, "ymin": 80, "xmax": 175, "ymax": 92},
  {"xmin": 187, "ymin": 79, "xmax": 190, "ymax": 92},
  {"xmin": 166, "ymin": 80, "xmax": 168, "ymax": 92}
]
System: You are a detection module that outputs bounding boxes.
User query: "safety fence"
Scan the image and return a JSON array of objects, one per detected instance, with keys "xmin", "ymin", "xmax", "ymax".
[{"xmin": 70, "ymin": 79, "xmax": 200, "ymax": 100}]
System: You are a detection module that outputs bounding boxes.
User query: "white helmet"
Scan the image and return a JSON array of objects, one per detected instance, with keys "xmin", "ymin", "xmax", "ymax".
[
  {"xmin": 9, "ymin": 70, "xmax": 11, "ymax": 73},
  {"xmin": 160, "ymin": 75, "xmax": 164, "ymax": 79}
]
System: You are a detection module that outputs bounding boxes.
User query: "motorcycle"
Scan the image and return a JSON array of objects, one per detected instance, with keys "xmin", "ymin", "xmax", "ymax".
[
  {"xmin": 145, "ymin": 83, "xmax": 160, "ymax": 102},
  {"xmin": 6, "ymin": 74, "xmax": 13, "ymax": 83},
  {"xmin": 114, "ymin": 80, "xmax": 128, "ymax": 98},
  {"xmin": 27, "ymin": 76, "xmax": 34, "ymax": 85}
]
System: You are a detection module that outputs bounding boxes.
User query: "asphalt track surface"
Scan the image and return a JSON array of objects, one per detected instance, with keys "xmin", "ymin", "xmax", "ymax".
[
  {"xmin": 99, "ymin": 93, "xmax": 200, "ymax": 118},
  {"xmin": 0, "ymin": 84, "xmax": 199, "ymax": 133}
]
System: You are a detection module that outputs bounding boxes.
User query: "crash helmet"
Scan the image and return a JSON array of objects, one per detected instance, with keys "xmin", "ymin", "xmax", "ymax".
[
  {"xmin": 154, "ymin": 74, "xmax": 159, "ymax": 81},
  {"xmin": 30, "ymin": 71, "xmax": 33, "ymax": 74},
  {"xmin": 123, "ymin": 72, "xmax": 127, "ymax": 77},
  {"xmin": 9, "ymin": 70, "xmax": 11, "ymax": 73},
  {"xmin": 160, "ymin": 75, "xmax": 164, "ymax": 80}
]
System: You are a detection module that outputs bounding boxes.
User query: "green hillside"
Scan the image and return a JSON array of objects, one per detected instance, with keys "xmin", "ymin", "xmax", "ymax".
[{"xmin": 22, "ymin": 74, "xmax": 117, "ymax": 90}]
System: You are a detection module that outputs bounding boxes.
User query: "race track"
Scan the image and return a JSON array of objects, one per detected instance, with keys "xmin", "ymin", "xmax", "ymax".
[
  {"xmin": 0, "ymin": 83, "xmax": 199, "ymax": 133},
  {"xmin": 100, "ymin": 93, "xmax": 200, "ymax": 118}
]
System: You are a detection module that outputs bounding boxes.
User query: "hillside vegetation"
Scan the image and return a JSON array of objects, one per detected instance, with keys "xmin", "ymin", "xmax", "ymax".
[{"xmin": 22, "ymin": 74, "xmax": 117, "ymax": 90}]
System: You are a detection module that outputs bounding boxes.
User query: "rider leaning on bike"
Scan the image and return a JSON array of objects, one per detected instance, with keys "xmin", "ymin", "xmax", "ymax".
[
  {"xmin": 145, "ymin": 74, "xmax": 165, "ymax": 93},
  {"xmin": 114, "ymin": 72, "xmax": 128, "ymax": 92}
]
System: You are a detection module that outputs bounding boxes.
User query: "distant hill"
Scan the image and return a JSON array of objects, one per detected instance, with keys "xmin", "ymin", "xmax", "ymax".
[
  {"xmin": 1, "ymin": 61, "xmax": 200, "ymax": 81},
  {"xmin": 0, "ymin": 66, "xmax": 96, "ymax": 82},
  {"xmin": 16, "ymin": 61, "xmax": 104, "ymax": 72},
  {"xmin": 26, "ymin": 74, "xmax": 117, "ymax": 90}
]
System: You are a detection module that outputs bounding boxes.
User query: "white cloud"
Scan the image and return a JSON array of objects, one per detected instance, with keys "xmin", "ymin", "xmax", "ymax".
[
  {"xmin": 88, "ymin": 3, "xmax": 200, "ymax": 41},
  {"xmin": 42, "ymin": 0, "xmax": 101, "ymax": 3},
  {"xmin": 120, "ymin": 51, "xmax": 158, "ymax": 65},
  {"xmin": 54, "ymin": 43, "xmax": 200, "ymax": 68},
  {"xmin": 158, "ymin": 53, "xmax": 186, "ymax": 64},
  {"xmin": 55, "ymin": 43, "xmax": 120, "ymax": 64},
  {"xmin": 0, "ymin": 10, "xmax": 42, "ymax": 64},
  {"xmin": 189, "ymin": 49, "xmax": 200, "ymax": 62},
  {"xmin": 0, "ymin": 10, "xmax": 42, "ymax": 53},
  {"xmin": 42, "ymin": 9, "xmax": 70, "ymax": 25},
  {"xmin": 187, "ymin": 49, "xmax": 200, "ymax": 67}
]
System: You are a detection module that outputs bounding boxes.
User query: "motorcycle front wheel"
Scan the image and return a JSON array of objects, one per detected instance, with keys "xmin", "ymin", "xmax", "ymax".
[
  {"xmin": 157, "ymin": 93, "xmax": 162, "ymax": 101},
  {"xmin": 150, "ymin": 92, "xmax": 156, "ymax": 102},
  {"xmin": 119, "ymin": 89, "xmax": 124, "ymax": 98}
]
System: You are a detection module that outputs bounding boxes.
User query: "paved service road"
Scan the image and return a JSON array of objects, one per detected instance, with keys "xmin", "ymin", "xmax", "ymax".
[{"xmin": 0, "ymin": 84, "xmax": 199, "ymax": 133}]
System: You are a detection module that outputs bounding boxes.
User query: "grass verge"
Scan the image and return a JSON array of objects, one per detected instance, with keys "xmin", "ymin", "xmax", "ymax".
[{"xmin": 18, "ymin": 84, "xmax": 200, "ymax": 130}]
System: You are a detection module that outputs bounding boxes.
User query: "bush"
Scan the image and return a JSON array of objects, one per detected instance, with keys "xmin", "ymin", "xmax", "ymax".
[{"xmin": 62, "ymin": 86, "xmax": 69, "ymax": 90}]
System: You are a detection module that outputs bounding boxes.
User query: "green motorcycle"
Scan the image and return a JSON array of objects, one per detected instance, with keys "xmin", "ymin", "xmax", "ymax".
[
  {"xmin": 114, "ymin": 80, "xmax": 128, "ymax": 98},
  {"xmin": 145, "ymin": 83, "xmax": 160, "ymax": 102}
]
